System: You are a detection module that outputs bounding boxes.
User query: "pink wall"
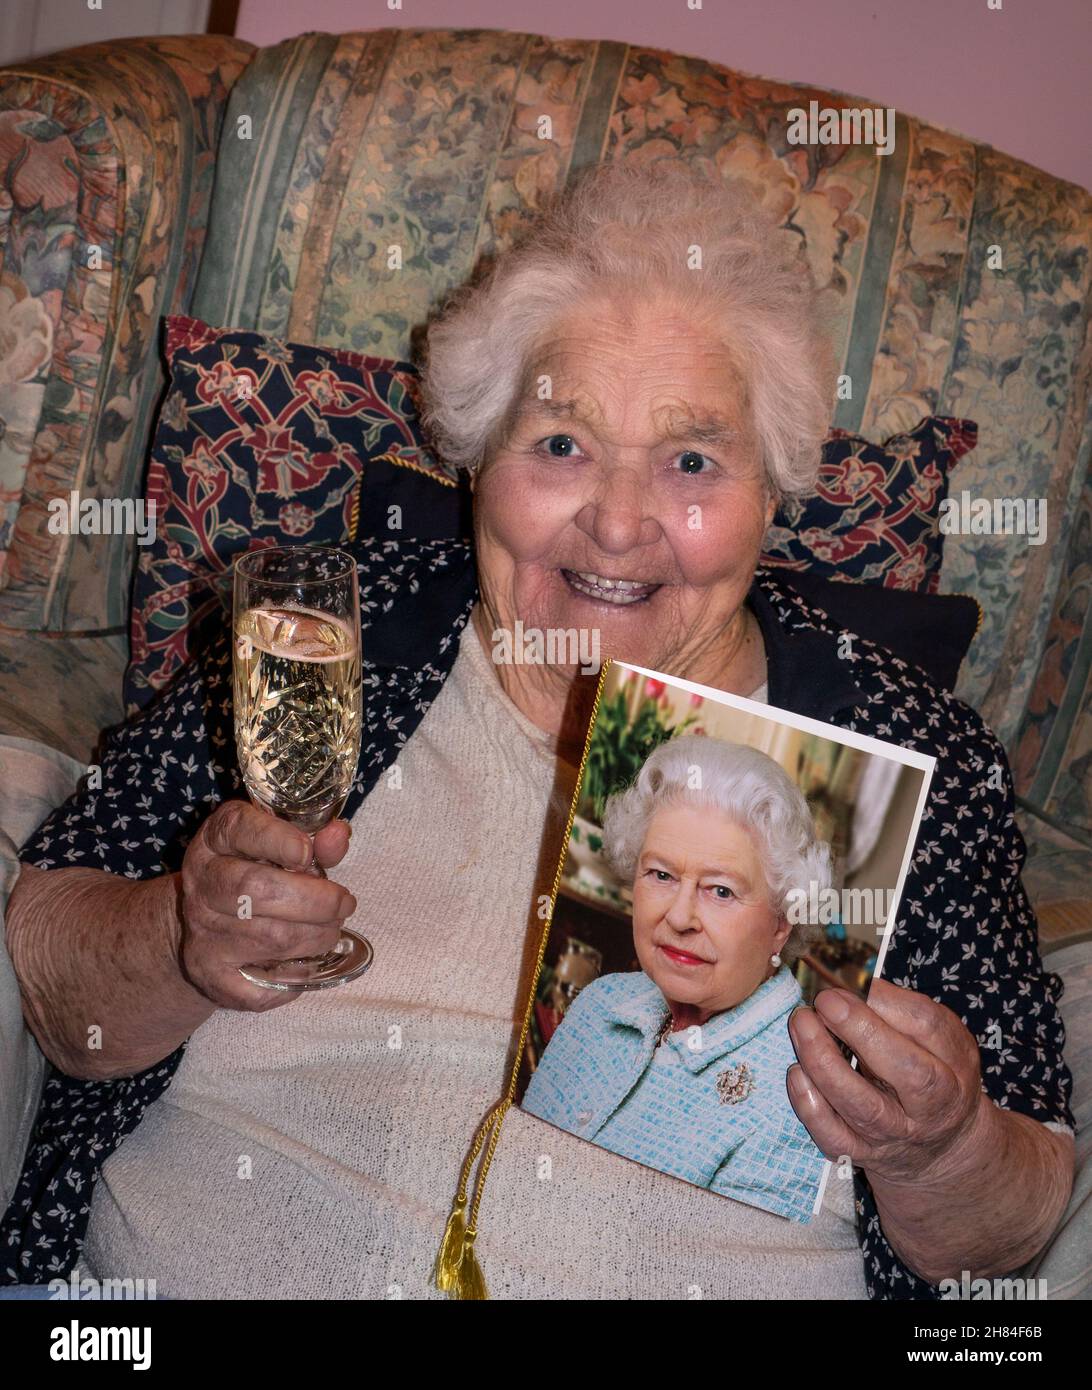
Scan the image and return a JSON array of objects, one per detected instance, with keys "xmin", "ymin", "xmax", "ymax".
[{"xmin": 235, "ymin": 0, "xmax": 1091, "ymax": 193}]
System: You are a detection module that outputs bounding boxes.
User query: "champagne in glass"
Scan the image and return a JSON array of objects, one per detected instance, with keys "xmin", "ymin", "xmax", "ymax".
[{"xmin": 232, "ymin": 545, "xmax": 372, "ymax": 990}]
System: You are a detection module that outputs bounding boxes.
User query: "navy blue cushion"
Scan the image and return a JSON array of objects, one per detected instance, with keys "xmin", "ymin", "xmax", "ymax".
[{"xmin": 774, "ymin": 569, "xmax": 980, "ymax": 691}]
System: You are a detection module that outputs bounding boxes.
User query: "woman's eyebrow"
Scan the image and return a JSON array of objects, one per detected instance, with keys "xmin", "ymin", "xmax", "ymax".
[
  {"xmin": 702, "ymin": 866, "xmax": 751, "ymax": 890},
  {"xmin": 513, "ymin": 397, "xmax": 603, "ymax": 433},
  {"xmin": 514, "ymin": 398, "xmax": 739, "ymax": 447},
  {"xmin": 674, "ymin": 419, "xmax": 740, "ymax": 448},
  {"xmin": 639, "ymin": 850, "xmax": 751, "ymax": 888}
]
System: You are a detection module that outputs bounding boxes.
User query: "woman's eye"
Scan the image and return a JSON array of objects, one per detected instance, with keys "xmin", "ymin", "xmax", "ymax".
[
  {"xmin": 674, "ymin": 450, "xmax": 714, "ymax": 475},
  {"xmin": 650, "ymin": 869, "xmax": 673, "ymax": 882},
  {"xmin": 539, "ymin": 434, "xmax": 582, "ymax": 459},
  {"xmin": 710, "ymin": 885, "xmax": 734, "ymax": 900}
]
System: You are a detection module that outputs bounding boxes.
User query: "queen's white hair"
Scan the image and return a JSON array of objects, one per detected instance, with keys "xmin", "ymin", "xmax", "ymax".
[
  {"xmin": 417, "ymin": 159, "xmax": 834, "ymax": 499},
  {"xmin": 601, "ymin": 733, "xmax": 831, "ymax": 965}
]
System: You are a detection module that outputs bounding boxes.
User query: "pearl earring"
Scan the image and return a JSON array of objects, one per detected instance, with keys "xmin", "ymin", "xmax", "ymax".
[{"xmin": 770, "ymin": 954, "xmax": 781, "ymax": 968}]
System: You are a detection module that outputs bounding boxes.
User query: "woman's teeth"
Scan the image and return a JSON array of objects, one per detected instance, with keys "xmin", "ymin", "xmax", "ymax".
[{"xmin": 563, "ymin": 570, "xmax": 659, "ymax": 604}]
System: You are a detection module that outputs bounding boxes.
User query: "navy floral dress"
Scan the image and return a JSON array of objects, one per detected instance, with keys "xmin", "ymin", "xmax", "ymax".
[{"xmin": 1, "ymin": 538, "xmax": 1073, "ymax": 1299}]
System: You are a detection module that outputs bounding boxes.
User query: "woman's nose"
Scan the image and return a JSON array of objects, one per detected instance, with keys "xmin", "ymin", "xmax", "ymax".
[
  {"xmin": 575, "ymin": 467, "xmax": 661, "ymax": 556},
  {"xmin": 664, "ymin": 881, "xmax": 700, "ymax": 932}
]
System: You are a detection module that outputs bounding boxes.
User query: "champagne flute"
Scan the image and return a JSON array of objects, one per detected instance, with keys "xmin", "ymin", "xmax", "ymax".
[{"xmin": 232, "ymin": 545, "xmax": 372, "ymax": 990}]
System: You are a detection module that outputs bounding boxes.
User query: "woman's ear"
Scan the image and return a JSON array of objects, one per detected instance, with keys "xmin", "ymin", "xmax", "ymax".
[{"xmin": 773, "ymin": 913, "xmax": 793, "ymax": 954}]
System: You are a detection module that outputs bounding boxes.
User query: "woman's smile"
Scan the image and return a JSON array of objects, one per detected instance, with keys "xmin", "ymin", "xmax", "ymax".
[{"xmin": 560, "ymin": 567, "xmax": 662, "ymax": 606}]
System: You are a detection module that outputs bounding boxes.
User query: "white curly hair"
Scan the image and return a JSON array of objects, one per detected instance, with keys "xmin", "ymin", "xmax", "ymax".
[
  {"xmin": 601, "ymin": 733, "xmax": 831, "ymax": 965},
  {"xmin": 417, "ymin": 159, "xmax": 835, "ymax": 501}
]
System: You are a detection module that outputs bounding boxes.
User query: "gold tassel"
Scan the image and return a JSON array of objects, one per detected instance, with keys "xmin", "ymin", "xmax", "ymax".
[
  {"xmin": 433, "ymin": 1102, "xmax": 500, "ymax": 1293},
  {"xmin": 433, "ymin": 1194, "xmax": 467, "ymax": 1291},
  {"xmin": 451, "ymin": 1229, "xmax": 487, "ymax": 1300},
  {"xmin": 434, "ymin": 662, "xmax": 613, "ymax": 1300}
]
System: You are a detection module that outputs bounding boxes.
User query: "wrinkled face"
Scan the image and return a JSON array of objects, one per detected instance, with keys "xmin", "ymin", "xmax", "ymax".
[
  {"xmin": 472, "ymin": 293, "xmax": 774, "ymax": 676},
  {"xmin": 631, "ymin": 803, "xmax": 792, "ymax": 1016}
]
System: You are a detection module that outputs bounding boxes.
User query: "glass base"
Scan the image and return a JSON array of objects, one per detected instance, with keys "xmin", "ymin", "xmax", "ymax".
[{"xmin": 238, "ymin": 929, "xmax": 373, "ymax": 992}]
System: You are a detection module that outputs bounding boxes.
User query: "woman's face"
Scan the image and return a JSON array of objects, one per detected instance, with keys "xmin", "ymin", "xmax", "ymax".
[
  {"xmin": 471, "ymin": 293, "xmax": 774, "ymax": 678},
  {"xmin": 631, "ymin": 803, "xmax": 792, "ymax": 1018}
]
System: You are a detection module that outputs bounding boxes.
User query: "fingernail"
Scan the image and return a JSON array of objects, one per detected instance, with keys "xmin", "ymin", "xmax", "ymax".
[
  {"xmin": 816, "ymin": 990, "xmax": 850, "ymax": 1023},
  {"xmin": 298, "ymin": 840, "xmax": 313, "ymax": 868},
  {"xmin": 786, "ymin": 1064, "xmax": 814, "ymax": 1106},
  {"xmin": 787, "ymin": 1006, "xmax": 811, "ymax": 1055}
]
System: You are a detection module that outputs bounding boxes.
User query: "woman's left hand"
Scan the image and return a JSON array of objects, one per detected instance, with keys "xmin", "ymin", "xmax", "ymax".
[{"xmin": 786, "ymin": 978, "xmax": 994, "ymax": 1185}]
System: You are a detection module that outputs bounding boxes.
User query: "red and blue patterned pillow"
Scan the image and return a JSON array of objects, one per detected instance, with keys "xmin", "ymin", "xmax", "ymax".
[
  {"xmin": 124, "ymin": 315, "xmax": 465, "ymax": 714},
  {"xmin": 760, "ymin": 416, "xmax": 977, "ymax": 592}
]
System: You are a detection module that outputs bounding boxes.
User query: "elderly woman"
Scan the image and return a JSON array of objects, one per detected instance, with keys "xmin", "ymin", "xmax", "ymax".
[
  {"xmin": 524, "ymin": 737, "xmax": 831, "ymax": 1222},
  {"xmin": 4, "ymin": 161, "xmax": 1073, "ymax": 1301}
]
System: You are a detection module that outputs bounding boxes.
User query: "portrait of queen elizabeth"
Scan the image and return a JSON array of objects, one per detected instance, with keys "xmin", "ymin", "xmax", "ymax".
[{"xmin": 523, "ymin": 732, "xmax": 832, "ymax": 1222}]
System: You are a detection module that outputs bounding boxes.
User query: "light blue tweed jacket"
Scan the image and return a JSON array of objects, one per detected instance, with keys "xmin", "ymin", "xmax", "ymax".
[{"xmin": 522, "ymin": 965, "xmax": 827, "ymax": 1222}]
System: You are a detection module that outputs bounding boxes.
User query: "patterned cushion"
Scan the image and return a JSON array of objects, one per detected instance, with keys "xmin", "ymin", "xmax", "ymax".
[
  {"xmin": 123, "ymin": 314, "xmax": 458, "ymax": 714},
  {"xmin": 761, "ymin": 417, "xmax": 977, "ymax": 592}
]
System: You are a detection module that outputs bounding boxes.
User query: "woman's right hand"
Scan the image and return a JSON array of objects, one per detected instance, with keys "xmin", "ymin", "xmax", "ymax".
[{"xmin": 179, "ymin": 800, "xmax": 357, "ymax": 1010}]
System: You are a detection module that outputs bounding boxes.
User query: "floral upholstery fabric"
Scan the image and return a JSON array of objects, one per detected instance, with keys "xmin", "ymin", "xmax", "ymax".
[
  {"xmin": 0, "ymin": 36, "xmax": 254, "ymax": 632},
  {"xmin": 1019, "ymin": 808, "xmax": 1092, "ymax": 912},
  {"xmin": 0, "ymin": 630, "xmax": 127, "ymax": 765},
  {"xmin": 761, "ymin": 417, "xmax": 977, "ymax": 592},
  {"xmin": 1012, "ymin": 455, "xmax": 1092, "ymax": 835},
  {"xmin": 0, "ymin": 35, "xmax": 254, "ymax": 761}
]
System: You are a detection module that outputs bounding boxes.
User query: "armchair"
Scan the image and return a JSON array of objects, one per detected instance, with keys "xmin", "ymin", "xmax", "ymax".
[{"xmin": 0, "ymin": 26, "xmax": 1088, "ymax": 1290}]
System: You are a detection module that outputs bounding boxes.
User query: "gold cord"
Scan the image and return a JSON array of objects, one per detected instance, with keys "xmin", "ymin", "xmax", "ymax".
[{"xmin": 435, "ymin": 658, "xmax": 615, "ymax": 1299}]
